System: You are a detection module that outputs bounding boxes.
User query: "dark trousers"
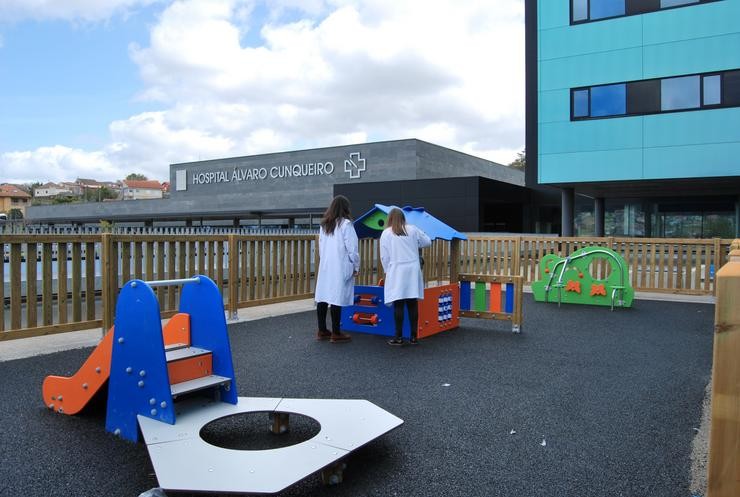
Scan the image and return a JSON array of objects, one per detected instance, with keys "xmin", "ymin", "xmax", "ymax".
[
  {"xmin": 393, "ymin": 299, "xmax": 419, "ymax": 339},
  {"xmin": 317, "ymin": 302, "xmax": 341, "ymax": 334}
]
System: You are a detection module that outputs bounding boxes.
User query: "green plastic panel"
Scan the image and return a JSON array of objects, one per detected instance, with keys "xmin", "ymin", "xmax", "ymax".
[
  {"xmin": 531, "ymin": 246, "xmax": 634, "ymax": 308},
  {"xmin": 361, "ymin": 210, "xmax": 389, "ymax": 232},
  {"xmin": 474, "ymin": 282, "xmax": 487, "ymax": 312}
]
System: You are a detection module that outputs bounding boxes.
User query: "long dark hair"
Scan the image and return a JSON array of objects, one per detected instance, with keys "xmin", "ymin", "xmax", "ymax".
[
  {"xmin": 388, "ymin": 208, "xmax": 407, "ymax": 236},
  {"xmin": 320, "ymin": 195, "xmax": 352, "ymax": 235}
]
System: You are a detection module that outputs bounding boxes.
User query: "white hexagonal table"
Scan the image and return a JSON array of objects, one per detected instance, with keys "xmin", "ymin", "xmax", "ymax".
[{"xmin": 138, "ymin": 396, "xmax": 403, "ymax": 494}]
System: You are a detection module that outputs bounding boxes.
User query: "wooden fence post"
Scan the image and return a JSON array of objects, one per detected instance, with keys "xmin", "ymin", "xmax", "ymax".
[
  {"xmin": 227, "ymin": 235, "xmax": 238, "ymax": 320},
  {"xmin": 450, "ymin": 239, "xmax": 460, "ymax": 285},
  {"xmin": 707, "ymin": 246, "xmax": 740, "ymax": 497},
  {"xmin": 513, "ymin": 236, "xmax": 522, "ymax": 278},
  {"xmin": 101, "ymin": 233, "xmax": 114, "ymax": 333},
  {"xmin": 713, "ymin": 237, "xmax": 721, "ymax": 296}
]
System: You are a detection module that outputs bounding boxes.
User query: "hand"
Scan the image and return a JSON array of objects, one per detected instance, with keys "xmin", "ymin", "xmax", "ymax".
[{"xmin": 352, "ymin": 270, "xmax": 359, "ymax": 277}]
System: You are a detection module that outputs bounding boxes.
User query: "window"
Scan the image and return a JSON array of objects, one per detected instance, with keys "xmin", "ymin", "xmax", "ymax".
[
  {"xmin": 627, "ymin": 80, "xmax": 660, "ymax": 114},
  {"xmin": 723, "ymin": 70, "xmax": 740, "ymax": 106},
  {"xmin": 660, "ymin": 0, "xmax": 698, "ymax": 7},
  {"xmin": 571, "ymin": 0, "xmax": 720, "ymax": 24},
  {"xmin": 590, "ymin": 84, "xmax": 626, "ymax": 116},
  {"xmin": 702, "ymin": 75, "xmax": 721, "ymax": 105},
  {"xmin": 573, "ymin": 89, "xmax": 590, "ymax": 117},
  {"xmin": 661, "ymin": 75, "xmax": 700, "ymax": 111},
  {"xmin": 572, "ymin": 0, "xmax": 588, "ymax": 21},
  {"xmin": 571, "ymin": 69, "xmax": 740, "ymax": 120},
  {"xmin": 590, "ymin": 0, "xmax": 625, "ymax": 19}
]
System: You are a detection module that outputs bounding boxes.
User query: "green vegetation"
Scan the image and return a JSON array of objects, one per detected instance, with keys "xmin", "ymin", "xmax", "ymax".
[{"xmin": 508, "ymin": 150, "xmax": 525, "ymax": 171}]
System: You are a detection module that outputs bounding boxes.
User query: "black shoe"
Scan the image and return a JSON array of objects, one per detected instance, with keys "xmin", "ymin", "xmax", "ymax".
[
  {"xmin": 330, "ymin": 332, "xmax": 352, "ymax": 343},
  {"xmin": 408, "ymin": 337, "xmax": 419, "ymax": 345},
  {"xmin": 387, "ymin": 337, "xmax": 403, "ymax": 346}
]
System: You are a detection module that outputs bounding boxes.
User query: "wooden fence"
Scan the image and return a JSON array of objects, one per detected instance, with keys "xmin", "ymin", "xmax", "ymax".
[
  {"xmin": 707, "ymin": 243, "xmax": 740, "ymax": 497},
  {"xmin": 464, "ymin": 236, "xmax": 733, "ymax": 296},
  {"xmin": 0, "ymin": 234, "xmax": 734, "ymax": 341}
]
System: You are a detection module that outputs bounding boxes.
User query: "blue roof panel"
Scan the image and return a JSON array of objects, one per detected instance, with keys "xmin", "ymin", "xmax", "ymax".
[{"xmin": 353, "ymin": 204, "xmax": 467, "ymax": 240}]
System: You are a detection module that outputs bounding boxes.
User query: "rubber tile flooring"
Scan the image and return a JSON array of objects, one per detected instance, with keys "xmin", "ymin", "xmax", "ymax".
[{"xmin": 0, "ymin": 296, "xmax": 714, "ymax": 497}]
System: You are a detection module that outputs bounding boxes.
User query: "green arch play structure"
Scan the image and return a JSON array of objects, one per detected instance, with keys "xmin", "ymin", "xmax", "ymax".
[{"xmin": 531, "ymin": 246, "xmax": 634, "ymax": 309}]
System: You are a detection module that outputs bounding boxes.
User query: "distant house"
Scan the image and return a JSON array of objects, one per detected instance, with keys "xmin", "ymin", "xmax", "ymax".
[
  {"xmin": 121, "ymin": 179, "xmax": 164, "ymax": 200},
  {"xmin": 34, "ymin": 182, "xmax": 73, "ymax": 198},
  {"xmin": 101, "ymin": 180, "xmax": 122, "ymax": 191},
  {"xmin": 60, "ymin": 182, "xmax": 83, "ymax": 196},
  {"xmin": 76, "ymin": 178, "xmax": 105, "ymax": 190},
  {"xmin": 0, "ymin": 184, "xmax": 32, "ymax": 216}
]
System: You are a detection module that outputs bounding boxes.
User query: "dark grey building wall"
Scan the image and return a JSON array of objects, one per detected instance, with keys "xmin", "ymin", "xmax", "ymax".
[
  {"xmin": 335, "ymin": 177, "xmax": 534, "ymax": 233},
  {"xmin": 336, "ymin": 177, "xmax": 481, "ymax": 232},
  {"xmin": 27, "ymin": 139, "xmax": 522, "ymax": 225},
  {"xmin": 169, "ymin": 139, "xmax": 420, "ymax": 202}
]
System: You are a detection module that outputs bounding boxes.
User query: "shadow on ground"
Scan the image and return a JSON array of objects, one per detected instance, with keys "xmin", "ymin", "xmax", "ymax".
[{"xmin": 0, "ymin": 296, "xmax": 713, "ymax": 497}]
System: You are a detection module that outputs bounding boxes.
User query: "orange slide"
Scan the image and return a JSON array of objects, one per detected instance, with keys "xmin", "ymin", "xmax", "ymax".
[{"xmin": 42, "ymin": 314, "xmax": 191, "ymax": 415}]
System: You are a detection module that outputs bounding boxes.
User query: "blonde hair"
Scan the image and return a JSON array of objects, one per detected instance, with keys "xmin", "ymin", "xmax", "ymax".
[{"xmin": 388, "ymin": 208, "xmax": 407, "ymax": 236}]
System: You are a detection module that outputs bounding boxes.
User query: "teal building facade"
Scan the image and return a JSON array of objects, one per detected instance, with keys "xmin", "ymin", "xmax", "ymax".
[{"xmin": 526, "ymin": 0, "xmax": 740, "ymax": 237}]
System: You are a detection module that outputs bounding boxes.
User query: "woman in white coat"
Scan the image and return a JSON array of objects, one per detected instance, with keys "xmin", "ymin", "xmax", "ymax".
[
  {"xmin": 380, "ymin": 208, "xmax": 432, "ymax": 345},
  {"xmin": 314, "ymin": 195, "xmax": 360, "ymax": 343}
]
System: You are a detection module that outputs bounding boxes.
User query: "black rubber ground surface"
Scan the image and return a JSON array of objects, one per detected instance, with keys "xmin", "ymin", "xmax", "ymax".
[{"xmin": 0, "ymin": 297, "xmax": 713, "ymax": 497}]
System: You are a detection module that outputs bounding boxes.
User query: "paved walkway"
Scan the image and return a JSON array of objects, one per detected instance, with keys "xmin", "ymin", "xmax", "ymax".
[{"xmin": 0, "ymin": 298, "xmax": 317, "ymax": 361}]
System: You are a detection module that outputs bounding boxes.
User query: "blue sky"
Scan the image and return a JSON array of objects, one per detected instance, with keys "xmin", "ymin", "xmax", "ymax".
[
  {"xmin": 0, "ymin": 0, "xmax": 524, "ymax": 183},
  {"xmin": 0, "ymin": 10, "xmax": 156, "ymax": 152}
]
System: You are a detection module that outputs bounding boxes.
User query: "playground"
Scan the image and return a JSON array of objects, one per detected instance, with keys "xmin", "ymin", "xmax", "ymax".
[{"xmin": 0, "ymin": 293, "xmax": 714, "ymax": 497}]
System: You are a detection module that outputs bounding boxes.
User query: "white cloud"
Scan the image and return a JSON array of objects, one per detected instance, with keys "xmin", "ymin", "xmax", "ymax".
[
  {"xmin": 1, "ymin": 146, "xmax": 119, "ymax": 183},
  {"xmin": 0, "ymin": 0, "xmax": 161, "ymax": 22},
  {"xmin": 1, "ymin": 0, "xmax": 525, "ymax": 182}
]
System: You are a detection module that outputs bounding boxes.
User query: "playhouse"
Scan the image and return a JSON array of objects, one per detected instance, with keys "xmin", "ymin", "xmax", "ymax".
[{"xmin": 340, "ymin": 205, "xmax": 523, "ymax": 338}]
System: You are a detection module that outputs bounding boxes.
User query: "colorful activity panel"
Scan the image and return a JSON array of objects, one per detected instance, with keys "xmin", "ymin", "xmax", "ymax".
[{"xmin": 531, "ymin": 246, "xmax": 634, "ymax": 308}]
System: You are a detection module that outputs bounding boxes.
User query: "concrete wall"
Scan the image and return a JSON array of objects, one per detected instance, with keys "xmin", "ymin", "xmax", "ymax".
[
  {"xmin": 537, "ymin": 0, "xmax": 740, "ymax": 184},
  {"xmin": 27, "ymin": 139, "xmax": 520, "ymax": 224}
]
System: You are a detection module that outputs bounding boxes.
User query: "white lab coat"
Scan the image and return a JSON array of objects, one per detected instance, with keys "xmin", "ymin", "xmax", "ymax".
[
  {"xmin": 314, "ymin": 218, "xmax": 360, "ymax": 306},
  {"xmin": 380, "ymin": 224, "xmax": 432, "ymax": 303}
]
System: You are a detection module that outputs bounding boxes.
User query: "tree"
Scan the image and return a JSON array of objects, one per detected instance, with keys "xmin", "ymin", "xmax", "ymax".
[
  {"xmin": 8, "ymin": 208, "xmax": 23, "ymax": 220},
  {"xmin": 508, "ymin": 150, "xmax": 526, "ymax": 171},
  {"xmin": 26, "ymin": 181, "xmax": 43, "ymax": 194},
  {"xmin": 126, "ymin": 173, "xmax": 148, "ymax": 181},
  {"xmin": 99, "ymin": 187, "xmax": 118, "ymax": 201},
  {"xmin": 83, "ymin": 186, "xmax": 118, "ymax": 202}
]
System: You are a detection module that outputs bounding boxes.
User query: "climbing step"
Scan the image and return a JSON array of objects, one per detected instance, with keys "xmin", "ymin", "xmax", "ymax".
[
  {"xmin": 165, "ymin": 346, "xmax": 211, "ymax": 362},
  {"xmin": 166, "ymin": 346, "xmax": 213, "ymax": 385},
  {"xmin": 170, "ymin": 374, "xmax": 231, "ymax": 398},
  {"xmin": 164, "ymin": 342, "xmax": 188, "ymax": 352}
]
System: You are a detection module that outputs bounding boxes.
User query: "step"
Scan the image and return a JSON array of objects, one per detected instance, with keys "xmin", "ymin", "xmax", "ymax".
[
  {"xmin": 164, "ymin": 342, "xmax": 189, "ymax": 352},
  {"xmin": 166, "ymin": 346, "xmax": 213, "ymax": 385},
  {"xmin": 165, "ymin": 346, "xmax": 211, "ymax": 362},
  {"xmin": 170, "ymin": 374, "xmax": 231, "ymax": 398}
]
